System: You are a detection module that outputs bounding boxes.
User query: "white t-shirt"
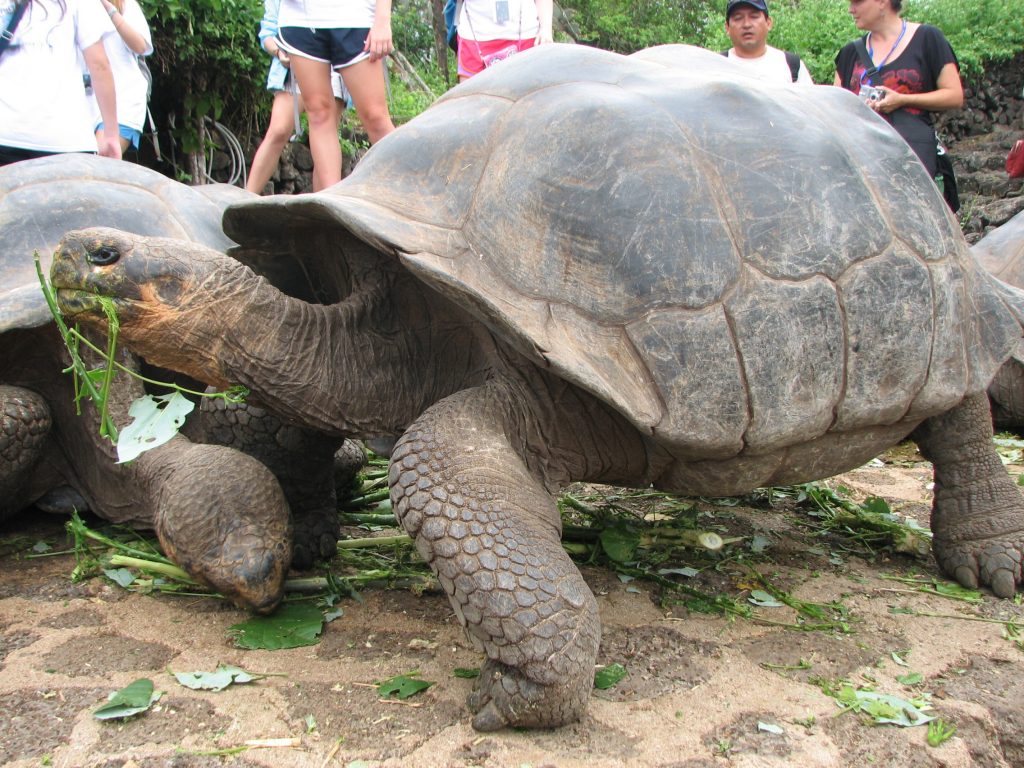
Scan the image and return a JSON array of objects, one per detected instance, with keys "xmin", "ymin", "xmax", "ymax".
[
  {"xmin": 278, "ymin": 0, "xmax": 376, "ymax": 29},
  {"xmin": 725, "ymin": 45, "xmax": 814, "ymax": 85},
  {"xmin": 87, "ymin": 0, "xmax": 153, "ymax": 132},
  {"xmin": 0, "ymin": 0, "xmax": 114, "ymax": 151},
  {"xmin": 458, "ymin": 0, "xmax": 540, "ymax": 42}
]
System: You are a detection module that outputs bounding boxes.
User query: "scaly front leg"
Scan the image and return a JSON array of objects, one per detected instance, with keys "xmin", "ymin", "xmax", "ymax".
[
  {"xmin": 913, "ymin": 392, "xmax": 1024, "ymax": 598},
  {"xmin": 390, "ymin": 384, "xmax": 600, "ymax": 730}
]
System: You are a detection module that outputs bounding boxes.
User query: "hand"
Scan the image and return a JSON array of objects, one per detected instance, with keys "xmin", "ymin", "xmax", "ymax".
[
  {"xmin": 277, "ymin": 49, "xmax": 290, "ymax": 67},
  {"xmin": 97, "ymin": 134, "xmax": 122, "ymax": 160},
  {"xmin": 869, "ymin": 85, "xmax": 902, "ymax": 115},
  {"xmin": 99, "ymin": 0, "xmax": 115, "ymax": 14},
  {"xmin": 535, "ymin": 30, "xmax": 553, "ymax": 45},
  {"xmin": 364, "ymin": 21, "xmax": 393, "ymax": 62}
]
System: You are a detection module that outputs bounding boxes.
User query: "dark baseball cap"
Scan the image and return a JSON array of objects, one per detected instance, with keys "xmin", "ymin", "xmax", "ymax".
[{"xmin": 726, "ymin": 0, "xmax": 769, "ymax": 18}]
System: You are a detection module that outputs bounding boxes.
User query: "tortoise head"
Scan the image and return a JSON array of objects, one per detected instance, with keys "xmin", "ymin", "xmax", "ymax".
[{"xmin": 52, "ymin": 226, "xmax": 247, "ymax": 387}]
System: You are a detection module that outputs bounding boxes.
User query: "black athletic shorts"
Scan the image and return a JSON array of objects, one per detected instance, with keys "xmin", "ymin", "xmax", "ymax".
[
  {"xmin": 0, "ymin": 145, "xmax": 64, "ymax": 167},
  {"xmin": 278, "ymin": 27, "xmax": 370, "ymax": 69}
]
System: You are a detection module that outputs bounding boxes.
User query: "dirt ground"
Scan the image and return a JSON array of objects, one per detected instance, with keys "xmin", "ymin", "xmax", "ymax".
[{"xmin": 2, "ymin": 453, "xmax": 1023, "ymax": 768}]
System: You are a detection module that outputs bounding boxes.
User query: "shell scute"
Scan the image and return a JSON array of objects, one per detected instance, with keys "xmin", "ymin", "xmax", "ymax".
[
  {"xmin": 835, "ymin": 246, "xmax": 935, "ymax": 430},
  {"xmin": 726, "ymin": 270, "xmax": 844, "ymax": 452}
]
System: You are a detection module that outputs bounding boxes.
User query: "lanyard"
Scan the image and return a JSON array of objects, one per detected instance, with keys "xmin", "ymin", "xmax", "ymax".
[{"xmin": 860, "ymin": 19, "xmax": 907, "ymax": 85}]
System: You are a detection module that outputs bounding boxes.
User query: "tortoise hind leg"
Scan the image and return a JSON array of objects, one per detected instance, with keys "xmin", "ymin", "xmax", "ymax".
[
  {"xmin": 912, "ymin": 392, "xmax": 1024, "ymax": 597},
  {"xmin": 390, "ymin": 384, "xmax": 600, "ymax": 730}
]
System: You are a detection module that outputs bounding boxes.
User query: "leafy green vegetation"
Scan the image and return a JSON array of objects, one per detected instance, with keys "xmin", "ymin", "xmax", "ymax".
[
  {"xmin": 140, "ymin": 0, "xmax": 266, "ymax": 151},
  {"xmin": 37, "ymin": 255, "xmax": 247, "ymax": 461},
  {"xmin": 93, "ymin": 678, "xmax": 162, "ymax": 720},
  {"xmin": 227, "ymin": 602, "xmax": 326, "ymax": 650},
  {"xmin": 926, "ymin": 718, "xmax": 958, "ymax": 747},
  {"xmin": 559, "ymin": 0, "xmax": 719, "ymax": 53},
  {"xmin": 376, "ymin": 672, "xmax": 434, "ymax": 699},
  {"xmin": 828, "ymin": 681, "xmax": 936, "ymax": 727},
  {"xmin": 172, "ymin": 664, "xmax": 264, "ymax": 691},
  {"xmin": 594, "ymin": 662, "xmax": 628, "ymax": 690}
]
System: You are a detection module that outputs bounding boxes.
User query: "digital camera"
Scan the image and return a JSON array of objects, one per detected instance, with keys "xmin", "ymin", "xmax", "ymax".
[{"xmin": 859, "ymin": 85, "xmax": 884, "ymax": 104}]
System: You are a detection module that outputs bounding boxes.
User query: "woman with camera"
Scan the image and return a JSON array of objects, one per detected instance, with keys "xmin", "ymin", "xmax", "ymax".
[{"xmin": 833, "ymin": 0, "xmax": 962, "ymax": 180}]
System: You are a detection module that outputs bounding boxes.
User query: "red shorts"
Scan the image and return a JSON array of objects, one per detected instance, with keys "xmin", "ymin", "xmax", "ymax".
[{"xmin": 457, "ymin": 36, "xmax": 536, "ymax": 78}]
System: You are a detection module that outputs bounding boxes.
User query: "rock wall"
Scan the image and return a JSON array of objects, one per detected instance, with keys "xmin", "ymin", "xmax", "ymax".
[
  {"xmin": 937, "ymin": 51, "xmax": 1024, "ymax": 142},
  {"xmin": 934, "ymin": 52, "xmax": 1024, "ymax": 241}
]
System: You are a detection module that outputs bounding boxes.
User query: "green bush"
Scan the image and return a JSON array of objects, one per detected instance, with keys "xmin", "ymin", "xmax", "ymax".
[
  {"xmin": 561, "ymin": 0, "xmax": 720, "ymax": 52},
  {"xmin": 141, "ymin": 0, "xmax": 266, "ymax": 151},
  {"xmin": 907, "ymin": 0, "xmax": 1024, "ymax": 75}
]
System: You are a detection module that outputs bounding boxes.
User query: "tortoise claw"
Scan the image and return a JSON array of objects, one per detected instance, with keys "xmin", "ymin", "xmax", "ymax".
[
  {"xmin": 936, "ymin": 537, "xmax": 1023, "ymax": 599},
  {"xmin": 466, "ymin": 659, "xmax": 589, "ymax": 731}
]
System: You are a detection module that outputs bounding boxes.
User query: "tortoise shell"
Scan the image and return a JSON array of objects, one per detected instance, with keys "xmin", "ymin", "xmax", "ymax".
[
  {"xmin": 224, "ymin": 44, "xmax": 1022, "ymax": 462},
  {"xmin": 1, "ymin": 154, "xmax": 245, "ymax": 333}
]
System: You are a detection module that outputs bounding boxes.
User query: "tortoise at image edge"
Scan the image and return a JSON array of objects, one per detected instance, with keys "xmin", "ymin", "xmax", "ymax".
[
  {"xmin": 0, "ymin": 155, "xmax": 347, "ymax": 613},
  {"xmin": 50, "ymin": 44, "xmax": 1024, "ymax": 731},
  {"xmin": 973, "ymin": 209, "xmax": 1024, "ymax": 428}
]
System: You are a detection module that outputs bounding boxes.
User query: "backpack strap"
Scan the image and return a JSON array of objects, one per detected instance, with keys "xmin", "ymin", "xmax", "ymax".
[
  {"xmin": 784, "ymin": 50, "xmax": 800, "ymax": 82},
  {"xmin": 0, "ymin": 0, "xmax": 29, "ymax": 59},
  {"xmin": 852, "ymin": 36, "xmax": 878, "ymax": 83}
]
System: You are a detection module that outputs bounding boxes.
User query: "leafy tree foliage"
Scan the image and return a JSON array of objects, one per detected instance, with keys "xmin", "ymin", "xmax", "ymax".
[
  {"xmin": 424, "ymin": 0, "xmax": 1023, "ymax": 85},
  {"xmin": 140, "ymin": 0, "xmax": 266, "ymax": 152},
  {"xmin": 559, "ymin": 0, "xmax": 719, "ymax": 52}
]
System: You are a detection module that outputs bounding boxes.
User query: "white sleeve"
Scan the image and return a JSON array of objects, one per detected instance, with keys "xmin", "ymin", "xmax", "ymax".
[
  {"xmin": 74, "ymin": 0, "xmax": 116, "ymax": 51},
  {"xmin": 123, "ymin": 0, "xmax": 154, "ymax": 56}
]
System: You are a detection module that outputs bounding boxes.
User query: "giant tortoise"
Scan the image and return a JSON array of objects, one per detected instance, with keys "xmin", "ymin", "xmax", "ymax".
[
  {"xmin": 0, "ymin": 154, "xmax": 295, "ymax": 612},
  {"xmin": 51, "ymin": 45, "xmax": 1024, "ymax": 730},
  {"xmin": 972, "ymin": 209, "xmax": 1024, "ymax": 428}
]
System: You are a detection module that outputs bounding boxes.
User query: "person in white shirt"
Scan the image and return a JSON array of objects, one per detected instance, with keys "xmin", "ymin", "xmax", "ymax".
[
  {"xmin": 90, "ymin": 0, "xmax": 152, "ymax": 155},
  {"xmin": 455, "ymin": 0, "xmax": 553, "ymax": 81},
  {"xmin": 0, "ymin": 0, "xmax": 121, "ymax": 164},
  {"xmin": 276, "ymin": 0, "xmax": 395, "ymax": 191},
  {"xmin": 722, "ymin": 0, "xmax": 813, "ymax": 85}
]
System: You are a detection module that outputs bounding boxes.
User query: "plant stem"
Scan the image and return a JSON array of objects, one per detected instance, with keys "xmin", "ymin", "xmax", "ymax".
[
  {"xmin": 339, "ymin": 513, "xmax": 399, "ymax": 526},
  {"xmin": 68, "ymin": 515, "xmax": 173, "ymax": 565},
  {"xmin": 342, "ymin": 489, "xmax": 391, "ymax": 508},
  {"xmin": 337, "ymin": 534, "xmax": 412, "ymax": 550},
  {"xmin": 108, "ymin": 555, "xmax": 197, "ymax": 583}
]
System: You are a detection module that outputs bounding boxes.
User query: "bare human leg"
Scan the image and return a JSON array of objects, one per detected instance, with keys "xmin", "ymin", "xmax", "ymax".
[
  {"xmin": 290, "ymin": 55, "xmax": 341, "ymax": 190},
  {"xmin": 246, "ymin": 89, "xmax": 303, "ymax": 194},
  {"xmin": 338, "ymin": 57, "xmax": 395, "ymax": 145}
]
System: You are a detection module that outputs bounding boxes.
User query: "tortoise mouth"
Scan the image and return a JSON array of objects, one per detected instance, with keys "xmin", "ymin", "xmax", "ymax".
[{"xmin": 53, "ymin": 287, "xmax": 107, "ymax": 318}]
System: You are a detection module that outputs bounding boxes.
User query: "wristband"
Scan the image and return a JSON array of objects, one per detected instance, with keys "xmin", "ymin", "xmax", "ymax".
[{"xmin": 107, "ymin": 6, "xmax": 117, "ymax": 17}]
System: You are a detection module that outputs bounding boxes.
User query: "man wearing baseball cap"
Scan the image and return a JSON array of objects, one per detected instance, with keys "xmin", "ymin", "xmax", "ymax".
[{"xmin": 722, "ymin": 0, "xmax": 813, "ymax": 84}]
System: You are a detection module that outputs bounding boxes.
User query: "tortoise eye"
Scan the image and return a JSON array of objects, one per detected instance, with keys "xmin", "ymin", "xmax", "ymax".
[{"xmin": 88, "ymin": 245, "xmax": 121, "ymax": 266}]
